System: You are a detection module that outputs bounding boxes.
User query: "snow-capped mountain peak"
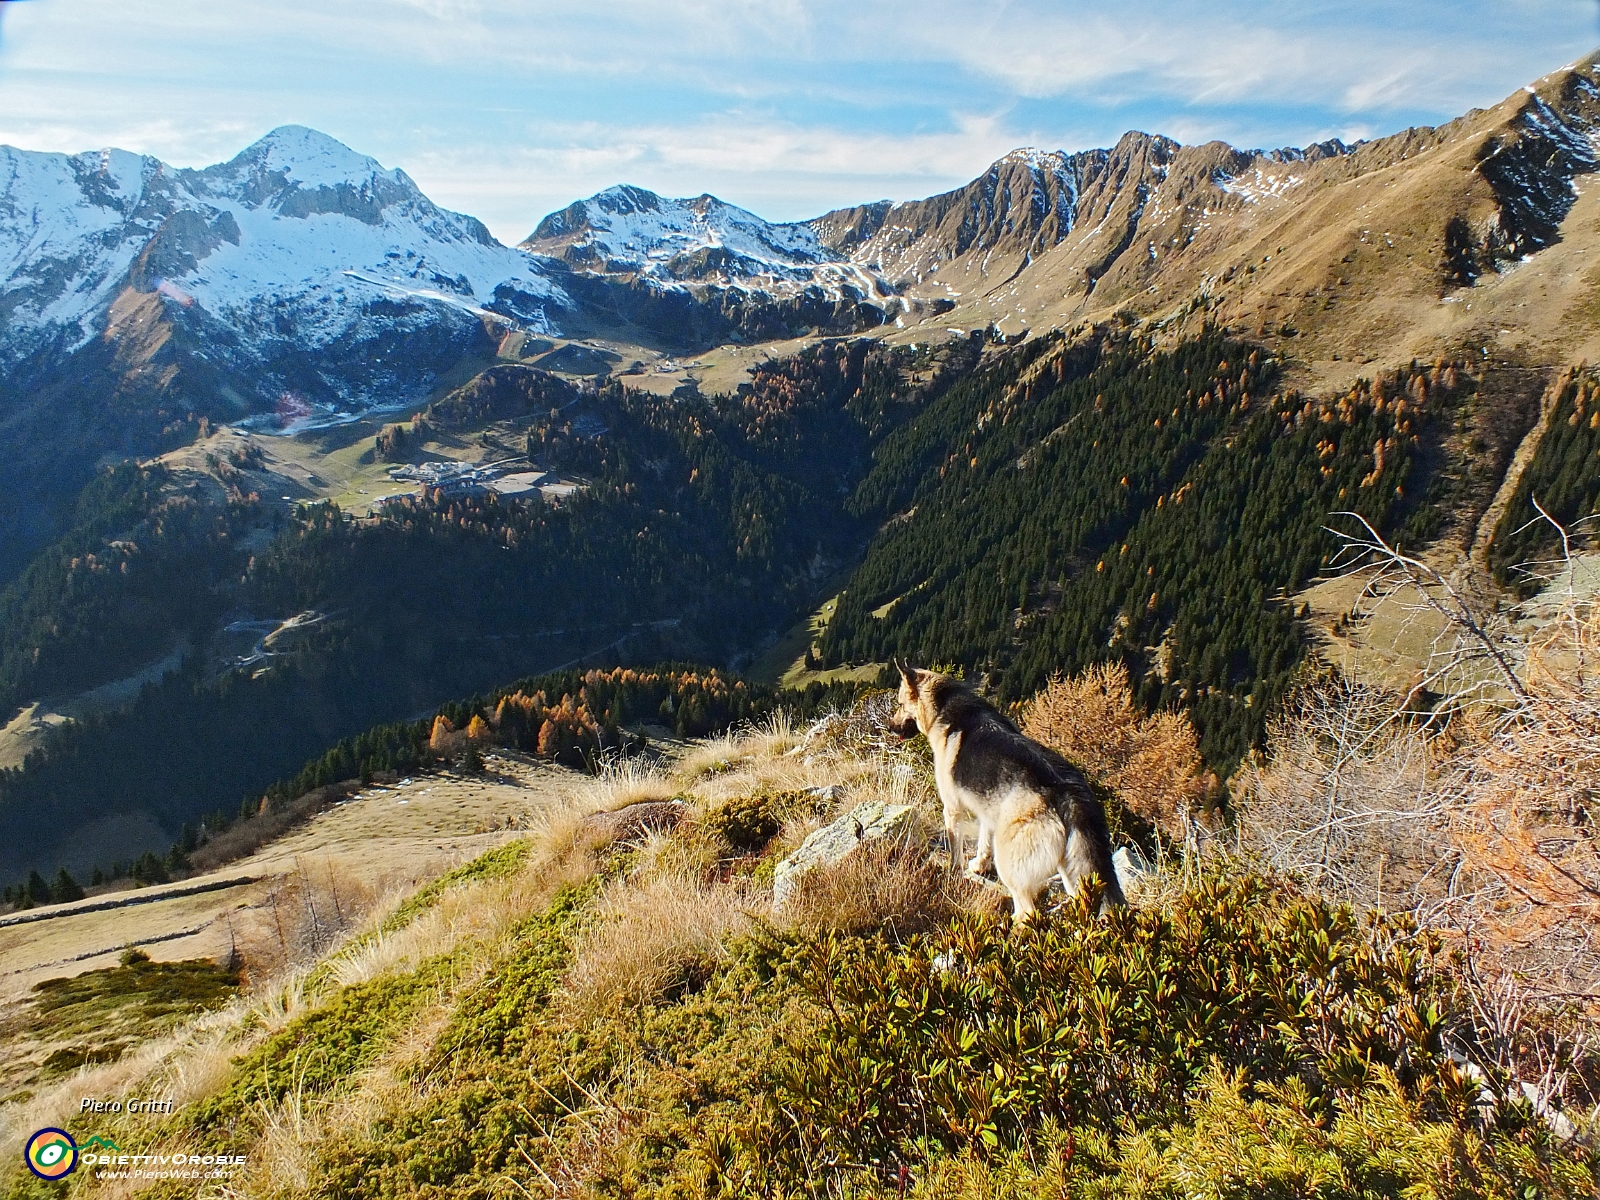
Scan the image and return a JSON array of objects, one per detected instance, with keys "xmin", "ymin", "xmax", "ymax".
[
  {"xmin": 0, "ymin": 128, "xmax": 568, "ymax": 421},
  {"xmin": 524, "ymin": 184, "xmax": 846, "ymax": 286},
  {"xmin": 213, "ymin": 125, "xmax": 396, "ymax": 192}
]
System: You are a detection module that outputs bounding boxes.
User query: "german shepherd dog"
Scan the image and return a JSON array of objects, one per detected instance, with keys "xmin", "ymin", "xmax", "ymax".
[{"xmin": 887, "ymin": 663, "xmax": 1125, "ymax": 920}]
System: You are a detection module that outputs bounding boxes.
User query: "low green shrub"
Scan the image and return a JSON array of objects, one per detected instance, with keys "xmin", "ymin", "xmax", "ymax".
[
  {"xmin": 120, "ymin": 856, "xmax": 1594, "ymax": 1199},
  {"xmin": 29, "ymin": 952, "xmax": 238, "ymax": 1041},
  {"xmin": 185, "ymin": 953, "xmax": 458, "ymax": 1148},
  {"xmin": 313, "ymin": 877, "xmax": 797, "ymax": 1200},
  {"xmin": 729, "ymin": 869, "xmax": 1595, "ymax": 1195},
  {"xmin": 874, "ymin": 1070, "xmax": 1596, "ymax": 1200},
  {"xmin": 175, "ymin": 846, "xmax": 542, "ymax": 1149},
  {"xmin": 705, "ymin": 793, "xmax": 783, "ymax": 854},
  {"xmin": 22, "ymin": 953, "xmax": 239, "ymax": 1079}
]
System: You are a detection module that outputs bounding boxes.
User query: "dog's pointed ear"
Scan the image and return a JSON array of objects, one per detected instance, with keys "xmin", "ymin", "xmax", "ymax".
[{"xmin": 897, "ymin": 659, "xmax": 920, "ymax": 697}]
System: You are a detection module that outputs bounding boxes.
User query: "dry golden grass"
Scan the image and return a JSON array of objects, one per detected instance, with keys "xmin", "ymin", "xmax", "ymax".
[
  {"xmin": 627, "ymin": 817, "xmax": 724, "ymax": 881},
  {"xmin": 315, "ymin": 860, "xmax": 537, "ymax": 993},
  {"xmin": 0, "ymin": 978, "xmax": 274, "ymax": 1181},
  {"xmin": 1021, "ymin": 663, "xmax": 1207, "ymax": 835},
  {"xmin": 676, "ymin": 710, "xmax": 800, "ymax": 781},
  {"xmin": 586, "ymin": 755, "xmax": 683, "ymax": 810},
  {"xmin": 226, "ymin": 953, "xmax": 485, "ymax": 1200},
  {"xmin": 516, "ymin": 757, "xmax": 674, "ymax": 877},
  {"xmin": 559, "ymin": 868, "xmax": 758, "ymax": 1022},
  {"xmin": 782, "ymin": 838, "xmax": 1000, "ymax": 936},
  {"xmin": 554, "ymin": 707, "xmax": 963, "ymax": 1020}
]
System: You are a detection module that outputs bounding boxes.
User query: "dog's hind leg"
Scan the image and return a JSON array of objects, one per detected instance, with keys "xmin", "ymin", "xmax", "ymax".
[
  {"xmin": 1059, "ymin": 825, "xmax": 1126, "ymax": 912},
  {"xmin": 994, "ymin": 795, "xmax": 1066, "ymax": 925}
]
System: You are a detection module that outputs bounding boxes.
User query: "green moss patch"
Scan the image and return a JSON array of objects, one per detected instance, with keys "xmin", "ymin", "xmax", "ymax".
[{"xmin": 17, "ymin": 951, "xmax": 238, "ymax": 1080}]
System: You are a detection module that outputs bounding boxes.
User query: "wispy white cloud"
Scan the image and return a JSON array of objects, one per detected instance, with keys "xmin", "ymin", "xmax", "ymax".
[
  {"xmin": 408, "ymin": 112, "xmax": 1023, "ymax": 236},
  {"xmin": 885, "ymin": 0, "xmax": 1588, "ymax": 114}
]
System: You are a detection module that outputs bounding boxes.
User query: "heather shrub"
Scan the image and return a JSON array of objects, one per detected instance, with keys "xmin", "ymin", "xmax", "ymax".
[
  {"xmin": 729, "ymin": 868, "xmax": 1595, "ymax": 1195},
  {"xmin": 875, "ymin": 1070, "xmax": 1597, "ymax": 1200},
  {"xmin": 704, "ymin": 791, "xmax": 783, "ymax": 854}
]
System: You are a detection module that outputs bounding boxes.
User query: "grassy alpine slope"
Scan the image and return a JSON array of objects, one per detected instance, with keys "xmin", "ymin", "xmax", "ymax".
[{"xmin": 6, "ymin": 674, "xmax": 1592, "ymax": 1200}]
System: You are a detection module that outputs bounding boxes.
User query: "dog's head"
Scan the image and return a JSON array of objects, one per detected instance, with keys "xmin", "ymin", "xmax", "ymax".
[{"xmin": 887, "ymin": 659, "xmax": 936, "ymax": 740}]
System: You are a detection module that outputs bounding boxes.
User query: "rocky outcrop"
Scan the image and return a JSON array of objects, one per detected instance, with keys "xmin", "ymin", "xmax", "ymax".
[
  {"xmin": 812, "ymin": 147, "xmax": 1094, "ymax": 284},
  {"xmin": 772, "ymin": 799, "xmax": 918, "ymax": 907},
  {"xmin": 579, "ymin": 800, "xmax": 687, "ymax": 847}
]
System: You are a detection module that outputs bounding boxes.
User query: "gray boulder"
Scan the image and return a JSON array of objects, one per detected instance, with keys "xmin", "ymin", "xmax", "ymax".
[{"xmin": 773, "ymin": 799, "xmax": 918, "ymax": 908}]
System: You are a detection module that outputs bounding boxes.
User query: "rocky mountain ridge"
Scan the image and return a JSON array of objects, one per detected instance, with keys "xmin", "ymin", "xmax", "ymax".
[
  {"xmin": 529, "ymin": 51, "xmax": 1600, "ymax": 382},
  {"xmin": 827, "ymin": 52, "xmax": 1600, "ymax": 382}
]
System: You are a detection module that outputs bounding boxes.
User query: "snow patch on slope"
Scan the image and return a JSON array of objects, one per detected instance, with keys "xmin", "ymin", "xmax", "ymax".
[
  {"xmin": 1215, "ymin": 167, "xmax": 1304, "ymax": 203},
  {"xmin": 177, "ymin": 193, "xmax": 560, "ymax": 348},
  {"xmin": 0, "ymin": 146, "xmax": 168, "ymax": 354}
]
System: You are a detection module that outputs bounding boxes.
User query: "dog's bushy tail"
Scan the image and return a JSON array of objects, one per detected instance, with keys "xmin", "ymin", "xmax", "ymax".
[{"xmin": 1060, "ymin": 786, "xmax": 1126, "ymax": 909}]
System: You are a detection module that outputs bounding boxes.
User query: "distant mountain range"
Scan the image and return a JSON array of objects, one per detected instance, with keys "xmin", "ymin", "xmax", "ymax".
[
  {"xmin": 541, "ymin": 51, "xmax": 1600, "ymax": 380},
  {"xmin": 9, "ymin": 52, "xmax": 1600, "ymax": 422},
  {"xmin": 5, "ymin": 51, "xmax": 1600, "ymax": 576}
]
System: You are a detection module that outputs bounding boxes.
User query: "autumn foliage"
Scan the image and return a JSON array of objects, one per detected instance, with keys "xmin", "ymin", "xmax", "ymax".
[
  {"xmin": 260, "ymin": 665, "xmax": 777, "ymax": 809},
  {"xmin": 424, "ymin": 666, "xmax": 768, "ymax": 767},
  {"xmin": 1020, "ymin": 662, "xmax": 1207, "ymax": 836},
  {"xmin": 1446, "ymin": 616, "xmax": 1600, "ymax": 999}
]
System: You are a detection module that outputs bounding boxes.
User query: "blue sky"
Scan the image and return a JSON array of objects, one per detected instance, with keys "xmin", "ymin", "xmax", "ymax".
[{"xmin": 0, "ymin": 1, "xmax": 1595, "ymax": 242}]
